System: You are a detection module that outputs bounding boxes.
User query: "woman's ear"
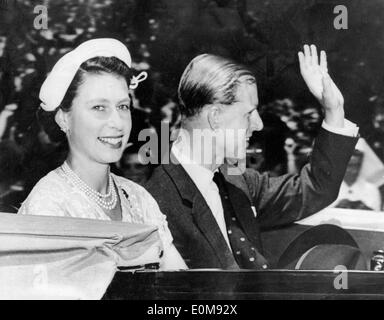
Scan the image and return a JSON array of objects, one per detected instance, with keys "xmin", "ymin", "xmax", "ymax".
[
  {"xmin": 55, "ymin": 109, "xmax": 69, "ymax": 134},
  {"xmin": 207, "ymin": 105, "xmax": 220, "ymax": 131}
]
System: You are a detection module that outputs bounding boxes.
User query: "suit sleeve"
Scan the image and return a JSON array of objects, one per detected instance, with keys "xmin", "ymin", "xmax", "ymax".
[{"xmin": 244, "ymin": 128, "xmax": 358, "ymax": 229}]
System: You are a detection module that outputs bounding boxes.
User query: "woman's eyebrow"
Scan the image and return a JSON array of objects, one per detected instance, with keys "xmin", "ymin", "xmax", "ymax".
[
  {"xmin": 86, "ymin": 98, "xmax": 109, "ymax": 104},
  {"xmin": 86, "ymin": 97, "xmax": 131, "ymax": 104}
]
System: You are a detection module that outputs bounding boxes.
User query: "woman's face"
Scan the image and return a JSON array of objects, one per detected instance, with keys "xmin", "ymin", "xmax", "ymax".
[{"xmin": 63, "ymin": 72, "xmax": 132, "ymax": 165}]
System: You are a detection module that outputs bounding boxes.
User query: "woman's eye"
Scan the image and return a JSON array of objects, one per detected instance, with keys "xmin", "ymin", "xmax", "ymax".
[
  {"xmin": 118, "ymin": 104, "xmax": 131, "ymax": 111},
  {"xmin": 92, "ymin": 105, "xmax": 105, "ymax": 111}
]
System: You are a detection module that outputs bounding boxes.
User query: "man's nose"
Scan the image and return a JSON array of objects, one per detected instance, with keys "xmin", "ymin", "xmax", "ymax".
[{"xmin": 250, "ymin": 112, "xmax": 264, "ymax": 132}]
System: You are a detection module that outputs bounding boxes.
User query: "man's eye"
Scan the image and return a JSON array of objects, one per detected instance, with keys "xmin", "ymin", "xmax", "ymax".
[{"xmin": 93, "ymin": 105, "xmax": 105, "ymax": 111}]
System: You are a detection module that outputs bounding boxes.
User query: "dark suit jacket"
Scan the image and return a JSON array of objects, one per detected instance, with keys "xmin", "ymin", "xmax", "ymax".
[{"xmin": 144, "ymin": 128, "xmax": 358, "ymax": 269}]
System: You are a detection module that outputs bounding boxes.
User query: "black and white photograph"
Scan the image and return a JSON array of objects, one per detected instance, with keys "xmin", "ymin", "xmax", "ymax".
[{"xmin": 1, "ymin": 0, "xmax": 384, "ymax": 304}]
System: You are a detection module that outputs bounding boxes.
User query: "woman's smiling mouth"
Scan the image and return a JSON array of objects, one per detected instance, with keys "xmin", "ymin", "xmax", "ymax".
[{"xmin": 98, "ymin": 136, "xmax": 124, "ymax": 148}]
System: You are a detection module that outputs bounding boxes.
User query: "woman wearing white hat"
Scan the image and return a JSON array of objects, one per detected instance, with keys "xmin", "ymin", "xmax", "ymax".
[{"xmin": 18, "ymin": 38, "xmax": 187, "ymax": 270}]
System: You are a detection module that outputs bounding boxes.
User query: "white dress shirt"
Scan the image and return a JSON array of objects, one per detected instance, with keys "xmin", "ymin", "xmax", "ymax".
[
  {"xmin": 172, "ymin": 119, "xmax": 359, "ymax": 246},
  {"xmin": 172, "ymin": 137, "xmax": 232, "ymax": 248}
]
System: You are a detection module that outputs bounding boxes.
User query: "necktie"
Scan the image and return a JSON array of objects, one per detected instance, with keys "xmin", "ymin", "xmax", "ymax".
[{"xmin": 213, "ymin": 171, "xmax": 269, "ymax": 269}]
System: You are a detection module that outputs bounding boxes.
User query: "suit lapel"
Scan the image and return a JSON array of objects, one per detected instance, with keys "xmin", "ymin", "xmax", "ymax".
[{"xmin": 163, "ymin": 163, "xmax": 238, "ymax": 269}]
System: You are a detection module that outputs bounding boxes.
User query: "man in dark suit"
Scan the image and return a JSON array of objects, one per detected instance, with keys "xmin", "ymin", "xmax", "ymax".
[{"xmin": 145, "ymin": 45, "xmax": 359, "ymax": 269}]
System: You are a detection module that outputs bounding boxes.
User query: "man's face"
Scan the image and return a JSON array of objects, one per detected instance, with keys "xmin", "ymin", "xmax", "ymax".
[{"xmin": 216, "ymin": 81, "xmax": 263, "ymax": 161}]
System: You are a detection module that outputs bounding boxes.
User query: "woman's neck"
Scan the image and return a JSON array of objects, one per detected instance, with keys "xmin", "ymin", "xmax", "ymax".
[{"xmin": 66, "ymin": 154, "xmax": 110, "ymax": 194}]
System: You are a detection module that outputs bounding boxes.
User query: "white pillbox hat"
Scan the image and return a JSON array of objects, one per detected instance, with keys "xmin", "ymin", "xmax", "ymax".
[{"xmin": 39, "ymin": 38, "xmax": 147, "ymax": 111}]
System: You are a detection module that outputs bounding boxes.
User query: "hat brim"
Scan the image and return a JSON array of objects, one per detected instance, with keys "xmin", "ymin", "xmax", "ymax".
[{"xmin": 277, "ymin": 224, "xmax": 367, "ymax": 270}]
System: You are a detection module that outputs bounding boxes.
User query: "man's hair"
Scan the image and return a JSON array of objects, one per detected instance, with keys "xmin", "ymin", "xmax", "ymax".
[{"xmin": 178, "ymin": 54, "xmax": 256, "ymax": 118}]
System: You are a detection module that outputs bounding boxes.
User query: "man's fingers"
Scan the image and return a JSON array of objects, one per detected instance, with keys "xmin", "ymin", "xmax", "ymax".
[
  {"xmin": 303, "ymin": 44, "xmax": 311, "ymax": 65},
  {"xmin": 1, "ymin": 111, "xmax": 14, "ymax": 119},
  {"xmin": 310, "ymin": 44, "xmax": 318, "ymax": 66},
  {"xmin": 4, "ymin": 103, "xmax": 17, "ymax": 111},
  {"xmin": 298, "ymin": 51, "xmax": 305, "ymax": 69},
  {"xmin": 320, "ymin": 50, "xmax": 328, "ymax": 73}
]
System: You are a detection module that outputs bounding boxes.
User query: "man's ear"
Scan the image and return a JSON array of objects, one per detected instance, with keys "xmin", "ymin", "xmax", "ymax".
[
  {"xmin": 54, "ymin": 109, "xmax": 69, "ymax": 132},
  {"xmin": 207, "ymin": 105, "xmax": 221, "ymax": 131}
]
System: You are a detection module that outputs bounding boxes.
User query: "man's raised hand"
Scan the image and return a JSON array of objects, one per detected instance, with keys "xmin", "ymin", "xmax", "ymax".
[{"xmin": 298, "ymin": 44, "xmax": 344, "ymax": 112}]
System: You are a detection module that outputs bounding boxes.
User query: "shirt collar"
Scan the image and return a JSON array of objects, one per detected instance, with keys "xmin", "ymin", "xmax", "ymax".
[{"xmin": 172, "ymin": 130, "xmax": 215, "ymax": 189}]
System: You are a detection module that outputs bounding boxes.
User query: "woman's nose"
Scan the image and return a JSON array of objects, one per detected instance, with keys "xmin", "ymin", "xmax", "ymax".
[{"xmin": 108, "ymin": 108, "xmax": 124, "ymax": 130}]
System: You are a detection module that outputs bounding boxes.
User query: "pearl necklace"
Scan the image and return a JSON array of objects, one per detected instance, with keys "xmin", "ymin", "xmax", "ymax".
[{"xmin": 61, "ymin": 162, "xmax": 117, "ymax": 210}]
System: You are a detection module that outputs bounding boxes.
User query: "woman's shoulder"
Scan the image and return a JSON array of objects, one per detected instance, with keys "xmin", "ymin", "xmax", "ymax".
[
  {"xmin": 30, "ymin": 168, "xmax": 67, "ymax": 193},
  {"xmin": 18, "ymin": 168, "xmax": 69, "ymax": 215}
]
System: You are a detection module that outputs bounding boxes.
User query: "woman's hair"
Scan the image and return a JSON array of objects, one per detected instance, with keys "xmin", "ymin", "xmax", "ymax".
[
  {"xmin": 38, "ymin": 56, "xmax": 134, "ymax": 143},
  {"xmin": 178, "ymin": 54, "xmax": 256, "ymax": 118}
]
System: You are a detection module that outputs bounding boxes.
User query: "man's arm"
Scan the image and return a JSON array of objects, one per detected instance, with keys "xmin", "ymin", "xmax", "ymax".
[
  {"xmin": 245, "ymin": 45, "xmax": 359, "ymax": 228},
  {"xmin": 298, "ymin": 44, "xmax": 358, "ymax": 137},
  {"xmin": 244, "ymin": 128, "xmax": 358, "ymax": 228}
]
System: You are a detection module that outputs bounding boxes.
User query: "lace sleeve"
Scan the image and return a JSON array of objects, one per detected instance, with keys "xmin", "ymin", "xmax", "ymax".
[
  {"xmin": 18, "ymin": 173, "xmax": 68, "ymax": 217},
  {"xmin": 121, "ymin": 179, "xmax": 174, "ymax": 250},
  {"xmin": 142, "ymin": 190, "xmax": 174, "ymax": 250}
]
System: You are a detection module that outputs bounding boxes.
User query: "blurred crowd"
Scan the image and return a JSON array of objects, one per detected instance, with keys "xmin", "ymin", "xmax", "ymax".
[{"xmin": 1, "ymin": 0, "xmax": 384, "ymax": 213}]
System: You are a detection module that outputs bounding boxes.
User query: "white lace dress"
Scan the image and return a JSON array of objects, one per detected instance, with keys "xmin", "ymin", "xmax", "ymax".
[{"xmin": 18, "ymin": 167, "xmax": 186, "ymax": 269}]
